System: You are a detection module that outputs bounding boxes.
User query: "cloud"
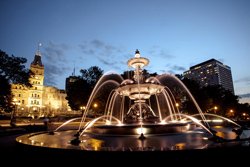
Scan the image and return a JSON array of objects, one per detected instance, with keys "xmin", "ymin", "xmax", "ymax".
[
  {"xmin": 78, "ymin": 39, "xmax": 126, "ymax": 70},
  {"xmin": 161, "ymin": 64, "xmax": 186, "ymax": 74},
  {"xmin": 42, "ymin": 41, "xmax": 72, "ymax": 87},
  {"xmin": 91, "ymin": 39, "xmax": 105, "ymax": 48},
  {"xmin": 160, "ymin": 69, "xmax": 173, "ymax": 74},
  {"xmin": 171, "ymin": 65, "xmax": 186, "ymax": 71},
  {"xmin": 44, "ymin": 63, "xmax": 71, "ymax": 87},
  {"xmin": 79, "ymin": 44, "xmax": 95, "ymax": 55},
  {"xmin": 239, "ymin": 93, "xmax": 250, "ymax": 98},
  {"xmin": 98, "ymin": 57, "xmax": 122, "ymax": 71},
  {"xmin": 235, "ymin": 76, "xmax": 250, "ymax": 85},
  {"xmin": 43, "ymin": 41, "xmax": 70, "ymax": 62},
  {"xmin": 148, "ymin": 47, "xmax": 175, "ymax": 59},
  {"xmin": 44, "ymin": 64, "xmax": 62, "ymax": 86}
]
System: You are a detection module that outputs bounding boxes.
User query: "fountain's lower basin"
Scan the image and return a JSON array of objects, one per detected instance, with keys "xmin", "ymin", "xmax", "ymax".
[
  {"xmin": 16, "ymin": 122, "xmax": 249, "ymax": 151},
  {"xmin": 16, "ymin": 129, "xmax": 212, "ymax": 151},
  {"xmin": 90, "ymin": 122, "xmax": 195, "ymax": 135}
]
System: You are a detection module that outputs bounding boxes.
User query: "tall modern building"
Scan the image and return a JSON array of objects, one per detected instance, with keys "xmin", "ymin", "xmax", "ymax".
[
  {"xmin": 11, "ymin": 48, "xmax": 69, "ymax": 118},
  {"xmin": 183, "ymin": 59, "xmax": 234, "ymax": 94}
]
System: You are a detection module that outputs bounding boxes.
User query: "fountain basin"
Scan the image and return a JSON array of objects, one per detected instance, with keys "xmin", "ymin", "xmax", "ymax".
[
  {"xmin": 16, "ymin": 128, "xmax": 212, "ymax": 151},
  {"xmin": 90, "ymin": 122, "xmax": 195, "ymax": 136}
]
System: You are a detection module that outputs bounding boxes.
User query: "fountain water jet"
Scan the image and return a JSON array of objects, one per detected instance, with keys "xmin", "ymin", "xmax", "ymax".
[{"xmin": 16, "ymin": 50, "xmax": 247, "ymax": 151}]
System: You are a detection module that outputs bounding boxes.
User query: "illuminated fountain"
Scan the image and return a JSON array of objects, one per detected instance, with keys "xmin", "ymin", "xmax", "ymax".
[{"xmin": 16, "ymin": 50, "xmax": 249, "ymax": 151}]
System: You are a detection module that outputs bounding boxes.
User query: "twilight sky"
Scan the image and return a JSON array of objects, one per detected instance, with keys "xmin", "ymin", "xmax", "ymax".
[{"xmin": 0, "ymin": 0, "xmax": 250, "ymax": 97}]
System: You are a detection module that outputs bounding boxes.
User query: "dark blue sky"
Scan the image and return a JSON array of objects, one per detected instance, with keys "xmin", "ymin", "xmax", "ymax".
[{"xmin": 0, "ymin": 0, "xmax": 250, "ymax": 96}]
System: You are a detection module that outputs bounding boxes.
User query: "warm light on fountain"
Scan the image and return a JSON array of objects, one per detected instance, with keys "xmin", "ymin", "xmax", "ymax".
[
  {"xmin": 136, "ymin": 127, "xmax": 147, "ymax": 135},
  {"xmin": 16, "ymin": 49, "xmax": 247, "ymax": 152}
]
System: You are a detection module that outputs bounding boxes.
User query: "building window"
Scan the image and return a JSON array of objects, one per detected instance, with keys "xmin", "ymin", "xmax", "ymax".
[
  {"xmin": 22, "ymin": 100, "xmax": 24, "ymax": 104},
  {"xmin": 31, "ymin": 101, "xmax": 33, "ymax": 104},
  {"xmin": 35, "ymin": 87, "xmax": 37, "ymax": 90},
  {"xmin": 18, "ymin": 94, "xmax": 21, "ymax": 97}
]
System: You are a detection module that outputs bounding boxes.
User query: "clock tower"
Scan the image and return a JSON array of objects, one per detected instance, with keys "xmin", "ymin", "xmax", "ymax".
[{"xmin": 29, "ymin": 48, "xmax": 44, "ymax": 115}]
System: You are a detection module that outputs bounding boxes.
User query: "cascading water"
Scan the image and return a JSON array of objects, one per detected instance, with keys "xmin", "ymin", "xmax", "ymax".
[
  {"xmin": 76, "ymin": 50, "xmax": 209, "ymax": 133},
  {"xmin": 16, "ymin": 50, "xmax": 248, "ymax": 152}
]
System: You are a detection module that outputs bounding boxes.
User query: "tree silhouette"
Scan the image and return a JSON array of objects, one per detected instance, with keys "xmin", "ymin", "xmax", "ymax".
[
  {"xmin": 66, "ymin": 66, "xmax": 103, "ymax": 111},
  {"xmin": 0, "ymin": 50, "xmax": 31, "ymax": 112},
  {"xmin": 181, "ymin": 76, "xmax": 247, "ymax": 117}
]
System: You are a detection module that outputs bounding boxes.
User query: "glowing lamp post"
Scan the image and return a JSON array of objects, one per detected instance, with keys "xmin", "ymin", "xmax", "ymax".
[
  {"xmin": 175, "ymin": 103, "xmax": 179, "ymax": 111},
  {"xmin": 80, "ymin": 106, "xmax": 86, "ymax": 116},
  {"xmin": 229, "ymin": 109, "xmax": 234, "ymax": 117},
  {"xmin": 213, "ymin": 106, "xmax": 218, "ymax": 114},
  {"xmin": 10, "ymin": 98, "xmax": 19, "ymax": 127},
  {"xmin": 93, "ymin": 103, "xmax": 98, "ymax": 117},
  {"xmin": 93, "ymin": 103, "xmax": 98, "ymax": 108}
]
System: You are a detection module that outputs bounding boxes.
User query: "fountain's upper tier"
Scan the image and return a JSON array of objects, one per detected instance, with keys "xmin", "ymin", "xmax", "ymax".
[
  {"xmin": 127, "ymin": 50, "xmax": 149, "ymax": 69},
  {"xmin": 118, "ymin": 50, "xmax": 165, "ymax": 100},
  {"xmin": 116, "ymin": 83, "xmax": 164, "ymax": 100}
]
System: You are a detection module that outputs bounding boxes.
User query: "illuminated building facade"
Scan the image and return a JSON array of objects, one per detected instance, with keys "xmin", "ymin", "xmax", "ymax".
[
  {"xmin": 11, "ymin": 50, "xmax": 69, "ymax": 118},
  {"xmin": 183, "ymin": 59, "xmax": 234, "ymax": 94}
]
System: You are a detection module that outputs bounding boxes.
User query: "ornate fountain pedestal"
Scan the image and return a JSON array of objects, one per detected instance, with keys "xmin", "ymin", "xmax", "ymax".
[{"xmin": 16, "ymin": 50, "xmax": 245, "ymax": 151}]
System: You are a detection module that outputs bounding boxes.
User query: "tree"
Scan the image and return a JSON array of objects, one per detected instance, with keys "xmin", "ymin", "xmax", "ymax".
[
  {"xmin": 200, "ymin": 85, "xmax": 239, "ymax": 116},
  {"xmin": 0, "ymin": 50, "xmax": 31, "ymax": 112},
  {"xmin": 0, "ymin": 76, "xmax": 12, "ymax": 112},
  {"xmin": 66, "ymin": 66, "xmax": 103, "ymax": 111},
  {"xmin": 66, "ymin": 78, "xmax": 91, "ymax": 110},
  {"xmin": 179, "ymin": 77, "xmax": 204, "ymax": 114},
  {"xmin": 180, "ymin": 76, "xmax": 241, "ymax": 117},
  {"xmin": 80, "ymin": 66, "xmax": 103, "ymax": 86}
]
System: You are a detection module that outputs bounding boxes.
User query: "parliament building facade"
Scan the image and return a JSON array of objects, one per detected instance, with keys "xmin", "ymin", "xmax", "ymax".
[{"xmin": 11, "ymin": 50, "xmax": 69, "ymax": 118}]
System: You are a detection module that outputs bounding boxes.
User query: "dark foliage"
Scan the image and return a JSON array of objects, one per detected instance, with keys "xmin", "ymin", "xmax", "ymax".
[
  {"xmin": 66, "ymin": 66, "xmax": 103, "ymax": 111},
  {"xmin": 0, "ymin": 50, "xmax": 32, "ymax": 112}
]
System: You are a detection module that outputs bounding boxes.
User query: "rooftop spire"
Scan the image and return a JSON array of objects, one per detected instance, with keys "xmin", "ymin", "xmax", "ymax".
[
  {"xmin": 36, "ymin": 42, "xmax": 42, "ymax": 56},
  {"xmin": 31, "ymin": 43, "xmax": 43, "ymax": 67}
]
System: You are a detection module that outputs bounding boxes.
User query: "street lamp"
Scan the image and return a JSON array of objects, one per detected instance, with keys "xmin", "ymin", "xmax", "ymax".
[
  {"xmin": 213, "ymin": 106, "xmax": 218, "ymax": 114},
  {"xmin": 10, "ymin": 98, "xmax": 19, "ymax": 127},
  {"xmin": 175, "ymin": 103, "xmax": 180, "ymax": 112},
  {"xmin": 93, "ymin": 103, "xmax": 98, "ymax": 117},
  {"xmin": 242, "ymin": 113, "xmax": 247, "ymax": 120},
  {"xmin": 93, "ymin": 103, "xmax": 98, "ymax": 108},
  {"xmin": 80, "ymin": 106, "xmax": 86, "ymax": 116}
]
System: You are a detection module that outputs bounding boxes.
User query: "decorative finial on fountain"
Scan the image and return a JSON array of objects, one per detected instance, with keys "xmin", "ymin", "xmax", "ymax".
[
  {"xmin": 135, "ymin": 49, "xmax": 140, "ymax": 58},
  {"xmin": 139, "ymin": 133, "xmax": 146, "ymax": 140}
]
